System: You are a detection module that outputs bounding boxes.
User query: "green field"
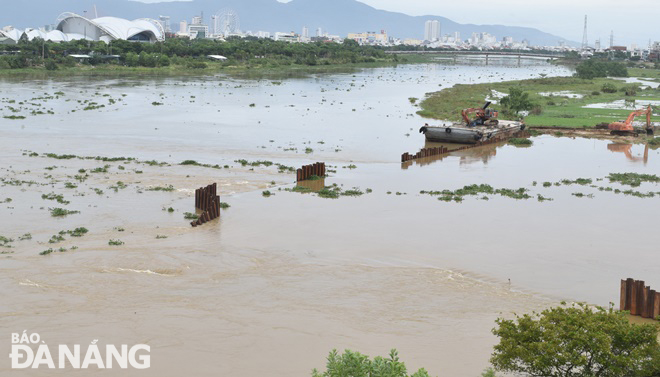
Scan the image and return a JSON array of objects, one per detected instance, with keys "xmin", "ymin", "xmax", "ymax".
[{"xmin": 418, "ymin": 75, "xmax": 660, "ymax": 128}]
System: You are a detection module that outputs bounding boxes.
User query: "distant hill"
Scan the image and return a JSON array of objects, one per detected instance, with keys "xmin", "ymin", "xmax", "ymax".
[{"xmin": 0, "ymin": 0, "xmax": 575, "ymax": 47}]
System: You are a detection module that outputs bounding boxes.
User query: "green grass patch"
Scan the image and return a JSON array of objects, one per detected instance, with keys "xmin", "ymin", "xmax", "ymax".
[
  {"xmin": 418, "ymin": 76, "xmax": 653, "ymax": 128},
  {"xmin": 508, "ymin": 138, "xmax": 533, "ymax": 146}
]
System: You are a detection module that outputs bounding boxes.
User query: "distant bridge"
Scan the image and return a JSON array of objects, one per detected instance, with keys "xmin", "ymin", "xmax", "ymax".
[{"xmin": 385, "ymin": 50, "xmax": 564, "ymax": 60}]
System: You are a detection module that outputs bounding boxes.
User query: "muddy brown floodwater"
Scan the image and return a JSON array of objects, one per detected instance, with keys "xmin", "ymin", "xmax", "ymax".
[{"xmin": 1, "ymin": 61, "xmax": 658, "ymax": 376}]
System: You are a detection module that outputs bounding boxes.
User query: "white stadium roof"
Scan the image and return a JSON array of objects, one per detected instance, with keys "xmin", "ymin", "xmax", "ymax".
[{"xmin": 0, "ymin": 13, "xmax": 165, "ymax": 44}]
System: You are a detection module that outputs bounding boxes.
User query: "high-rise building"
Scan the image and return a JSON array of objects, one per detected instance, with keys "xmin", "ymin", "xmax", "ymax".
[
  {"xmin": 159, "ymin": 15, "xmax": 171, "ymax": 33},
  {"xmin": 471, "ymin": 32, "xmax": 480, "ymax": 45},
  {"xmin": 179, "ymin": 20, "xmax": 188, "ymax": 34},
  {"xmin": 316, "ymin": 27, "xmax": 322, "ymax": 37},
  {"xmin": 302, "ymin": 26, "xmax": 309, "ymax": 39},
  {"xmin": 424, "ymin": 20, "xmax": 440, "ymax": 42},
  {"xmin": 454, "ymin": 32, "xmax": 461, "ymax": 43}
]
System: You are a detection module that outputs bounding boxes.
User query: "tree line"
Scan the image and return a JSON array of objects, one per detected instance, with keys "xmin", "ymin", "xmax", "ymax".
[{"xmin": 0, "ymin": 37, "xmax": 394, "ymax": 70}]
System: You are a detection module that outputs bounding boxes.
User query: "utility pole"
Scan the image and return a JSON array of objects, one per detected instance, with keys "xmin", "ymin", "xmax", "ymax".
[{"xmin": 581, "ymin": 15, "xmax": 588, "ymax": 51}]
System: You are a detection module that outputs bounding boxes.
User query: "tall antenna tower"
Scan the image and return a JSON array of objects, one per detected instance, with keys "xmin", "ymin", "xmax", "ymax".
[
  {"xmin": 610, "ymin": 30, "xmax": 614, "ymax": 48},
  {"xmin": 581, "ymin": 15, "xmax": 588, "ymax": 50}
]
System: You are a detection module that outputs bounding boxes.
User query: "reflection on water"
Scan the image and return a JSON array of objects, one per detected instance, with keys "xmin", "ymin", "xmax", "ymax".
[
  {"xmin": 296, "ymin": 177, "xmax": 326, "ymax": 191},
  {"xmin": 607, "ymin": 143, "xmax": 649, "ymax": 164},
  {"xmin": 402, "ymin": 141, "xmax": 502, "ymax": 169}
]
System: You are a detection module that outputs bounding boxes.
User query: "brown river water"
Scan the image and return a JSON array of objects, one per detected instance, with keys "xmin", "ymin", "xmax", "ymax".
[{"xmin": 1, "ymin": 60, "xmax": 659, "ymax": 376}]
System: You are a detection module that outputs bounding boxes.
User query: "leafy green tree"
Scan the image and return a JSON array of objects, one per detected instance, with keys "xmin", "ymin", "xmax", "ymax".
[
  {"xmin": 157, "ymin": 54, "xmax": 170, "ymax": 67},
  {"xmin": 312, "ymin": 349, "xmax": 430, "ymax": 377},
  {"xmin": 490, "ymin": 302, "xmax": 660, "ymax": 377},
  {"xmin": 601, "ymin": 83, "xmax": 618, "ymax": 93},
  {"xmin": 500, "ymin": 87, "xmax": 534, "ymax": 114},
  {"xmin": 124, "ymin": 52, "xmax": 138, "ymax": 67},
  {"xmin": 44, "ymin": 59, "xmax": 58, "ymax": 70},
  {"xmin": 606, "ymin": 61, "xmax": 628, "ymax": 77},
  {"xmin": 575, "ymin": 59, "xmax": 628, "ymax": 79}
]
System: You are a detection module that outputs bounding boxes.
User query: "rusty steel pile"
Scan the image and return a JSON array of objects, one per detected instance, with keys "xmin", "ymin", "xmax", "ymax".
[
  {"xmin": 191, "ymin": 183, "xmax": 221, "ymax": 227},
  {"xmin": 620, "ymin": 278, "xmax": 660, "ymax": 319},
  {"xmin": 296, "ymin": 162, "xmax": 326, "ymax": 182}
]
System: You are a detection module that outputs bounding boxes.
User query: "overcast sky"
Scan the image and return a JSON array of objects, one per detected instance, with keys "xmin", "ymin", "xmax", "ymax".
[
  {"xmin": 353, "ymin": 0, "xmax": 657, "ymax": 46},
  {"xmin": 137, "ymin": 0, "xmax": 657, "ymax": 45}
]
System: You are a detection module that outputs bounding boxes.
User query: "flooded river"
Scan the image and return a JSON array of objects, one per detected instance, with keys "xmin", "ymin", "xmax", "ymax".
[{"xmin": 1, "ymin": 60, "xmax": 659, "ymax": 376}]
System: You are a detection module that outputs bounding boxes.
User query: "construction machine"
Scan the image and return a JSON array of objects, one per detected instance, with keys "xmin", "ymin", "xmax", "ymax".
[
  {"xmin": 462, "ymin": 101, "xmax": 499, "ymax": 127},
  {"xmin": 608, "ymin": 105, "xmax": 653, "ymax": 136}
]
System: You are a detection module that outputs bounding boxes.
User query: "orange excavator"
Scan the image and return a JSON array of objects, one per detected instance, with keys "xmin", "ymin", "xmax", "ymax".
[
  {"xmin": 608, "ymin": 105, "xmax": 653, "ymax": 136},
  {"xmin": 462, "ymin": 101, "xmax": 499, "ymax": 127}
]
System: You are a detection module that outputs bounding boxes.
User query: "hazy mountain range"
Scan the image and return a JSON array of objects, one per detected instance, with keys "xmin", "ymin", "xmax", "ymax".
[{"xmin": 1, "ymin": 0, "xmax": 576, "ymax": 46}]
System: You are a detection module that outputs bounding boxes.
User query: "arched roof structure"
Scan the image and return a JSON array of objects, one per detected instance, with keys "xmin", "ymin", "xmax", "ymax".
[{"xmin": 55, "ymin": 13, "xmax": 164, "ymax": 43}]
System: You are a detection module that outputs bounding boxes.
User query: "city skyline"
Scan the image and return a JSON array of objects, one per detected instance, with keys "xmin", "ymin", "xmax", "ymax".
[
  {"xmin": 349, "ymin": 0, "xmax": 657, "ymax": 47},
  {"xmin": 136, "ymin": 0, "xmax": 657, "ymax": 46}
]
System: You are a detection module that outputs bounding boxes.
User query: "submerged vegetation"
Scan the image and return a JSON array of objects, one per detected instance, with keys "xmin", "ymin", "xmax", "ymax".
[
  {"xmin": 283, "ymin": 183, "xmax": 369, "ymax": 199},
  {"xmin": 607, "ymin": 173, "xmax": 660, "ymax": 187},
  {"xmin": 183, "ymin": 212, "xmax": 199, "ymax": 220},
  {"xmin": 421, "ymin": 184, "xmax": 532, "ymax": 202},
  {"xmin": 49, "ymin": 207, "xmax": 80, "ymax": 217},
  {"xmin": 235, "ymin": 159, "xmax": 296, "ymax": 173},
  {"xmin": 40, "ymin": 246, "xmax": 77, "ymax": 255},
  {"xmin": 417, "ymin": 172, "xmax": 659, "ymax": 204}
]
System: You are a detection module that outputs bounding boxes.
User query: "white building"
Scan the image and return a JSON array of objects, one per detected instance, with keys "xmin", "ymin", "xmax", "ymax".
[
  {"xmin": 42, "ymin": 13, "xmax": 165, "ymax": 43},
  {"xmin": 159, "ymin": 15, "xmax": 171, "ymax": 33},
  {"xmin": 301, "ymin": 26, "xmax": 309, "ymax": 42},
  {"xmin": 274, "ymin": 32, "xmax": 299, "ymax": 42},
  {"xmin": 188, "ymin": 16, "xmax": 208, "ymax": 39},
  {"xmin": 178, "ymin": 20, "xmax": 187, "ymax": 35},
  {"xmin": 424, "ymin": 20, "xmax": 439, "ymax": 42}
]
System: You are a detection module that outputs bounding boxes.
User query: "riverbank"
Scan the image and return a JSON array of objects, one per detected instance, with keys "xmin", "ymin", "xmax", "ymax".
[
  {"xmin": 418, "ymin": 68, "xmax": 660, "ymax": 133},
  {"xmin": 0, "ymin": 60, "xmax": 395, "ymax": 78},
  {"xmin": 0, "ymin": 53, "xmax": 479, "ymax": 78}
]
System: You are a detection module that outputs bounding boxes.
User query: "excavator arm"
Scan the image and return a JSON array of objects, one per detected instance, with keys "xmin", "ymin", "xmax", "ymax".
[
  {"xmin": 461, "ymin": 108, "xmax": 482, "ymax": 124},
  {"xmin": 461, "ymin": 101, "xmax": 493, "ymax": 126},
  {"xmin": 608, "ymin": 105, "xmax": 652, "ymax": 135}
]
